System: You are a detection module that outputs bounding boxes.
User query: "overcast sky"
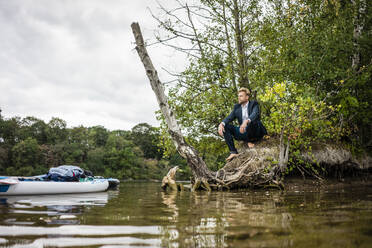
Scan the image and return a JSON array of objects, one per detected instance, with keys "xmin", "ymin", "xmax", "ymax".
[{"xmin": 0, "ymin": 0, "xmax": 186, "ymax": 130}]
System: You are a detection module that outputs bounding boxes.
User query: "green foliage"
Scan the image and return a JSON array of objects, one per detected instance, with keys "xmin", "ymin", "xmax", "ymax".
[
  {"xmin": 131, "ymin": 123, "xmax": 163, "ymax": 159},
  {"xmin": 260, "ymin": 81, "xmax": 345, "ymax": 142},
  {"xmin": 153, "ymin": 0, "xmax": 371, "ymax": 174},
  {"xmin": 88, "ymin": 125, "xmax": 108, "ymax": 148},
  {"xmin": 19, "ymin": 117, "xmax": 48, "ymax": 144},
  {"xmin": 11, "ymin": 137, "xmax": 41, "ymax": 171},
  {"xmin": 255, "ymin": 0, "xmax": 372, "ymax": 146},
  {"xmin": 0, "ymin": 112, "xmax": 186, "ymax": 180},
  {"xmin": 46, "ymin": 117, "xmax": 67, "ymax": 144},
  {"xmin": 87, "ymin": 147, "xmax": 106, "ymax": 174},
  {"xmin": 260, "ymin": 81, "xmax": 345, "ymax": 176}
]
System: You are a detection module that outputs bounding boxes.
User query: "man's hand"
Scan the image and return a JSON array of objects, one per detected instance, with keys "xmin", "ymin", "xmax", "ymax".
[
  {"xmin": 239, "ymin": 120, "xmax": 250, "ymax": 134},
  {"xmin": 218, "ymin": 123, "xmax": 225, "ymax": 136}
]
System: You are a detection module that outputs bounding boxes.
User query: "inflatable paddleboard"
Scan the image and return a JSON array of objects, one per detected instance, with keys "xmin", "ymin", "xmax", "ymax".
[{"xmin": 0, "ymin": 179, "xmax": 109, "ymax": 195}]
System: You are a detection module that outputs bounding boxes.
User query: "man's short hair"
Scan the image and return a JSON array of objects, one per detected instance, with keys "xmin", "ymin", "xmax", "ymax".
[{"xmin": 238, "ymin": 87, "xmax": 250, "ymax": 96}]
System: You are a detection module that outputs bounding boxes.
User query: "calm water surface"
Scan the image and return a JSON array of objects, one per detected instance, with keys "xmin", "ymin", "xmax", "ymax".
[{"xmin": 0, "ymin": 181, "xmax": 371, "ymax": 247}]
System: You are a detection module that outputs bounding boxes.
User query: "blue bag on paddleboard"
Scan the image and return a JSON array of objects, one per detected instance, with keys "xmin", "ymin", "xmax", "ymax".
[{"xmin": 46, "ymin": 165, "xmax": 85, "ymax": 182}]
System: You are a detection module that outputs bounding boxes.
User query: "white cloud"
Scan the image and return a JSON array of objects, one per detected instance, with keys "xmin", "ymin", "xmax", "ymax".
[{"xmin": 0, "ymin": 0, "xmax": 187, "ymax": 130}]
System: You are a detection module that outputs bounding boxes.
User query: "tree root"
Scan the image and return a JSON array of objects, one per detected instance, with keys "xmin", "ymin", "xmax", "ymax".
[
  {"xmin": 161, "ymin": 142, "xmax": 289, "ymax": 191},
  {"xmin": 191, "ymin": 178, "xmax": 212, "ymax": 191},
  {"xmin": 161, "ymin": 166, "xmax": 184, "ymax": 191}
]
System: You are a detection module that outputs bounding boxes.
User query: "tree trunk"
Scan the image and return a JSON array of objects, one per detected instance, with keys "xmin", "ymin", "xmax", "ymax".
[{"xmin": 131, "ymin": 22, "xmax": 214, "ymax": 181}]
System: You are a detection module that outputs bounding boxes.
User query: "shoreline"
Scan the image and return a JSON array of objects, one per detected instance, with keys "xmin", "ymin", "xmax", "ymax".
[
  {"xmin": 120, "ymin": 174, "xmax": 372, "ymax": 192},
  {"xmin": 283, "ymin": 174, "xmax": 372, "ymax": 191}
]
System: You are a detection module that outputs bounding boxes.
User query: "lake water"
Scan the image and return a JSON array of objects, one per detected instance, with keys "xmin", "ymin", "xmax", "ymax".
[{"xmin": 0, "ymin": 181, "xmax": 371, "ymax": 247}]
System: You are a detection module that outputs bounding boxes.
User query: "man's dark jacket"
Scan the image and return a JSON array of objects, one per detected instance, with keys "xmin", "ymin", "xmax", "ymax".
[{"xmin": 222, "ymin": 100, "xmax": 267, "ymax": 139}]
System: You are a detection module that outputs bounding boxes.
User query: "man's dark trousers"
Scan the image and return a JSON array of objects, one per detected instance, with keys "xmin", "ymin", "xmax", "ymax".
[{"xmin": 223, "ymin": 122, "xmax": 263, "ymax": 154}]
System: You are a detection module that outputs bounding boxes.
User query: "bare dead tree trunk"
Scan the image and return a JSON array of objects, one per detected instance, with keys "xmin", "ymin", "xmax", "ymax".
[{"xmin": 131, "ymin": 22, "xmax": 214, "ymax": 181}]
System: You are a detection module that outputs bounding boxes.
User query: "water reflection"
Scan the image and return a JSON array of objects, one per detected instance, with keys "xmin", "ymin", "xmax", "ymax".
[
  {"xmin": 161, "ymin": 191, "xmax": 179, "ymax": 221},
  {"xmin": 159, "ymin": 189, "xmax": 295, "ymax": 247},
  {"xmin": 159, "ymin": 185, "xmax": 372, "ymax": 248},
  {"xmin": 1, "ymin": 191, "xmax": 111, "ymax": 207},
  {"xmin": 8, "ymin": 237, "xmax": 161, "ymax": 248},
  {"xmin": 0, "ymin": 182, "xmax": 371, "ymax": 248},
  {"xmin": 0, "ymin": 192, "xmax": 113, "ymax": 225}
]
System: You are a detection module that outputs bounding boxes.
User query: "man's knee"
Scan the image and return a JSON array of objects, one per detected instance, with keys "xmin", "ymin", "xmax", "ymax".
[
  {"xmin": 224, "ymin": 123, "xmax": 235, "ymax": 132},
  {"xmin": 246, "ymin": 121, "xmax": 265, "ymax": 140}
]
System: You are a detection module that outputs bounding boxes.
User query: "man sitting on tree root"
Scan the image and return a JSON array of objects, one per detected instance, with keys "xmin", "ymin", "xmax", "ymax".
[{"xmin": 218, "ymin": 87, "xmax": 267, "ymax": 161}]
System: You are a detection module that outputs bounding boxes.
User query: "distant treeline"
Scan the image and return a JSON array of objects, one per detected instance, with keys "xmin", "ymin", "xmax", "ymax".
[{"xmin": 0, "ymin": 109, "xmax": 190, "ymax": 180}]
